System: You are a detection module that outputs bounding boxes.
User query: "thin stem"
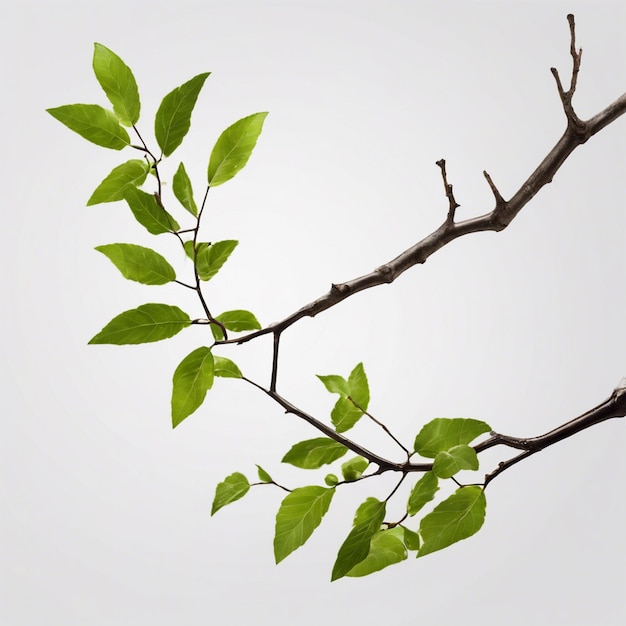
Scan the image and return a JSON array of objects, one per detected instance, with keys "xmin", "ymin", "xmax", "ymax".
[{"xmin": 350, "ymin": 399, "xmax": 411, "ymax": 458}]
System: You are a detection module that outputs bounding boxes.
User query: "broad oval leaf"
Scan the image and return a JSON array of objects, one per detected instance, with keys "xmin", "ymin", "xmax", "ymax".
[
  {"xmin": 341, "ymin": 456, "xmax": 369, "ymax": 482},
  {"xmin": 418, "ymin": 486, "xmax": 486, "ymax": 558},
  {"xmin": 87, "ymin": 159, "xmax": 150, "ymax": 205},
  {"xmin": 171, "ymin": 347, "xmax": 214, "ymax": 427},
  {"xmin": 331, "ymin": 396, "xmax": 364, "ymax": 433},
  {"xmin": 208, "ymin": 112, "xmax": 268, "ymax": 186},
  {"xmin": 196, "ymin": 240, "xmax": 238, "ymax": 281},
  {"xmin": 47, "ymin": 104, "xmax": 130, "ymax": 149},
  {"xmin": 211, "ymin": 472, "xmax": 250, "ymax": 516},
  {"xmin": 407, "ymin": 471, "xmax": 439, "ymax": 516},
  {"xmin": 155, "ymin": 73, "xmax": 210, "ymax": 157},
  {"xmin": 95, "ymin": 243, "xmax": 176, "ymax": 285},
  {"xmin": 172, "ymin": 162, "xmax": 198, "ymax": 216},
  {"xmin": 274, "ymin": 486, "xmax": 334, "ymax": 564},
  {"xmin": 92, "ymin": 43, "xmax": 140, "ymax": 126},
  {"xmin": 432, "ymin": 444, "xmax": 479, "ymax": 479},
  {"xmin": 211, "ymin": 310, "xmax": 261, "ymax": 340},
  {"xmin": 414, "ymin": 418, "xmax": 491, "ymax": 458},
  {"xmin": 331, "ymin": 498, "xmax": 386, "ymax": 581},
  {"xmin": 123, "ymin": 186, "xmax": 180, "ymax": 235},
  {"xmin": 346, "ymin": 527, "xmax": 407, "ymax": 577},
  {"xmin": 213, "ymin": 356, "xmax": 242, "ymax": 379},
  {"xmin": 88, "ymin": 303, "xmax": 190, "ymax": 345},
  {"xmin": 282, "ymin": 438, "xmax": 348, "ymax": 469}
]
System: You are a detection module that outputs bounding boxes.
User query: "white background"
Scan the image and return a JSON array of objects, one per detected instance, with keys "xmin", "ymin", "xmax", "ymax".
[{"xmin": 2, "ymin": 1, "xmax": 625, "ymax": 624}]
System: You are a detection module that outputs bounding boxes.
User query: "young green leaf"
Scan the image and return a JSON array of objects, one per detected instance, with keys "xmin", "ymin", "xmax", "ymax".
[
  {"xmin": 88, "ymin": 303, "xmax": 190, "ymax": 345},
  {"xmin": 208, "ymin": 112, "xmax": 268, "ymax": 186},
  {"xmin": 331, "ymin": 498, "xmax": 386, "ymax": 581},
  {"xmin": 345, "ymin": 527, "xmax": 407, "ymax": 577},
  {"xmin": 210, "ymin": 310, "xmax": 261, "ymax": 340},
  {"xmin": 92, "ymin": 43, "xmax": 140, "ymax": 126},
  {"xmin": 123, "ymin": 187, "xmax": 180, "ymax": 235},
  {"xmin": 281, "ymin": 438, "xmax": 348, "ymax": 469},
  {"xmin": 256, "ymin": 465, "xmax": 273, "ymax": 483},
  {"xmin": 401, "ymin": 526, "xmax": 421, "ymax": 551},
  {"xmin": 211, "ymin": 472, "xmax": 250, "ymax": 516},
  {"xmin": 418, "ymin": 486, "xmax": 486, "ymax": 558},
  {"xmin": 274, "ymin": 486, "xmax": 334, "ymax": 564},
  {"xmin": 331, "ymin": 397, "xmax": 364, "ymax": 433},
  {"xmin": 324, "ymin": 474, "xmax": 339, "ymax": 487},
  {"xmin": 155, "ymin": 73, "xmax": 210, "ymax": 157},
  {"xmin": 171, "ymin": 347, "xmax": 215, "ymax": 427},
  {"xmin": 341, "ymin": 456, "xmax": 369, "ymax": 482},
  {"xmin": 87, "ymin": 159, "xmax": 150, "ymax": 205},
  {"xmin": 213, "ymin": 356, "xmax": 242, "ymax": 379},
  {"xmin": 47, "ymin": 104, "xmax": 130, "ymax": 149},
  {"xmin": 196, "ymin": 240, "xmax": 239, "ymax": 281},
  {"xmin": 414, "ymin": 418, "xmax": 491, "ymax": 458},
  {"xmin": 95, "ymin": 243, "xmax": 176, "ymax": 285},
  {"xmin": 347, "ymin": 362, "xmax": 369, "ymax": 409},
  {"xmin": 172, "ymin": 162, "xmax": 198, "ymax": 216},
  {"xmin": 407, "ymin": 471, "xmax": 439, "ymax": 516},
  {"xmin": 319, "ymin": 363, "xmax": 370, "ymax": 432},
  {"xmin": 316, "ymin": 374, "xmax": 350, "ymax": 396},
  {"xmin": 432, "ymin": 444, "xmax": 479, "ymax": 479}
]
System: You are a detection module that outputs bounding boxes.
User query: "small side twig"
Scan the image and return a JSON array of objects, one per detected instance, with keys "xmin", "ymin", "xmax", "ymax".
[
  {"xmin": 550, "ymin": 14, "xmax": 585, "ymax": 131},
  {"xmin": 435, "ymin": 159, "xmax": 460, "ymax": 224}
]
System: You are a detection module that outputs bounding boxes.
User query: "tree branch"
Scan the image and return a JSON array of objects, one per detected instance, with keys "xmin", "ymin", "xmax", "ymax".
[{"xmin": 217, "ymin": 43, "xmax": 625, "ymax": 347}]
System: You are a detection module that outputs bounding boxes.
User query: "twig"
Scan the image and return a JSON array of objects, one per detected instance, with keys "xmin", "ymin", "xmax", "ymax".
[{"xmin": 435, "ymin": 159, "xmax": 460, "ymax": 224}]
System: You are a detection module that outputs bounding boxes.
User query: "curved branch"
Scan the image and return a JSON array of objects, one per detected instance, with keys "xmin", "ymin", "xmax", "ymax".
[{"xmin": 221, "ymin": 99, "xmax": 625, "ymax": 346}]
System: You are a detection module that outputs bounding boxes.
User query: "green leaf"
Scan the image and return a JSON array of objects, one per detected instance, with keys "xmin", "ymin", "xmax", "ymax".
[
  {"xmin": 418, "ymin": 486, "xmax": 486, "ymax": 558},
  {"xmin": 432, "ymin": 444, "xmax": 479, "ymax": 479},
  {"xmin": 95, "ymin": 243, "xmax": 176, "ymax": 285},
  {"xmin": 155, "ymin": 73, "xmax": 210, "ymax": 157},
  {"xmin": 331, "ymin": 498, "xmax": 386, "ymax": 581},
  {"xmin": 256, "ymin": 465, "xmax": 273, "ymax": 483},
  {"xmin": 331, "ymin": 397, "xmax": 364, "ymax": 433},
  {"xmin": 401, "ymin": 526, "xmax": 421, "ymax": 551},
  {"xmin": 88, "ymin": 303, "xmax": 190, "ymax": 345},
  {"xmin": 210, "ymin": 310, "xmax": 261, "ymax": 340},
  {"xmin": 316, "ymin": 374, "xmax": 349, "ymax": 396},
  {"xmin": 92, "ymin": 43, "xmax": 140, "ymax": 126},
  {"xmin": 211, "ymin": 472, "xmax": 250, "ymax": 516},
  {"xmin": 414, "ymin": 418, "xmax": 491, "ymax": 458},
  {"xmin": 208, "ymin": 112, "xmax": 268, "ymax": 186},
  {"xmin": 407, "ymin": 471, "xmax": 439, "ymax": 516},
  {"xmin": 172, "ymin": 162, "xmax": 198, "ymax": 216},
  {"xmin": 47, "ymin": 104, "xmax": 130, "ymax": 149},
  {"xmin": 324, "ymin": 474, "xmax": 339, "ymax": 487},
  {"xmin": 171, "ymin": 347, "xmax": 214, "ymax": 427},
  {"xmin": 282, "ymin": 438, "xmax": 348, "ymax": 469},
  {"xmin": 183, "ymin": 239, "xmax": 203, "ymax": 260},
  {"xmin": 320, "ymin": 363, "xmax": 370, "ymax": 432},
  {"xmin": 274, "ymin": 486, "xmax": 334, "ymax": 564},
  {"xmin": 123, "ymin": 186, "xmax": 180, "ymax": 235},
  {"xmin": 196, "ymin": 240, "xmax": 238, "ymax": 281},
  {"xmin": 346, "ymin": 527, "xmax": 407, "ymax": 577},
  {"xmin": 213, "ymin": 356, "xmax": 242, "ymax": 379},
  {"xmin": 347, "ymin": 362, "xmax": 369, "ymax": 409},
  {"xmin": 87, "ymin": 159, "xmax": 150, "ymax": 205},
  {"xmin": 341, "ymin": 456, "xmax": 369, "ymax": 482}
]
